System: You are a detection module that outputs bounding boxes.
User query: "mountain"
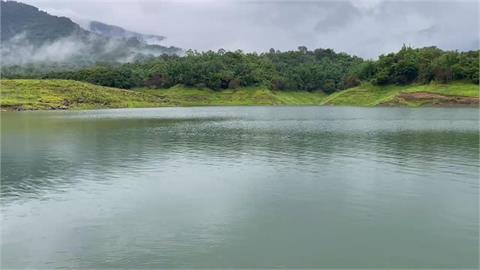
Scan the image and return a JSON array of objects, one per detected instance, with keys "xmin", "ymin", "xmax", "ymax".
[
  {"xmin": 87, "ymin": 21, "xmax": 165, "ymax": 45},
  {"xmin": 0, "ymin": 0, "xmax": 88, "ymax": 45},
  {"xmin": 0, "ymin": 1, "xmax": 182, "ymax": 66}
]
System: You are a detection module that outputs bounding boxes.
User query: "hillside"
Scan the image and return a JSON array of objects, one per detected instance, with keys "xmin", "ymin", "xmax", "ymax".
[
  {"xmin": 0, "ymin": 0, "xmax": 86, "ymax": 44},
  {"xmin": 0, "ymin": 80, "xmax": 168, "ymax": 110},
  {"xmin": 29, "ymin": 46, "xmax": 478, "ymax": 95},
  {"xmin": 0, "ymin": 1, "xmax": 181, "ymax": 66},
  {"xmin": 87, "ymin": 21, "xmax": 165, "ymax": 45},
  {"xmin": 0, "ymin": 80, "xmax": 328, "ymax": 110},
  {"xmin": 140, "ymin": 85, "xmax": 327, "ymax": 106},
  {"xmin": 1, "ymin": 80, "xmax": 477, "ymax": 111},
  {"xmin": 322, "ymin": 82, "xmax": 479, "ymax": 107}
]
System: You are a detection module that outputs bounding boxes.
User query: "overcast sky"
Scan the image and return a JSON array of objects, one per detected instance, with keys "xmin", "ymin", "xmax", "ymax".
[{"xmin": 21, "ymin": 0, "xmax": 479, "ymax": 58}]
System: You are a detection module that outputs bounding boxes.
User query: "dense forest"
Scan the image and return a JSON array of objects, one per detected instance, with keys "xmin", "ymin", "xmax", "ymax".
[{"xmin": 3, "ymin": 46, "xmax": 479, "ymax": 93}]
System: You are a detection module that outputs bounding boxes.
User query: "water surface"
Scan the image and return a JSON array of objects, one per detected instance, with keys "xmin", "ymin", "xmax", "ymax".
[{"xmin": 1, "ymin": 107, "xmax": 479, "ymax": 268}]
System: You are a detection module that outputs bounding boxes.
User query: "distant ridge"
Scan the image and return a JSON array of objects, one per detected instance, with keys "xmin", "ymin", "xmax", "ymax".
[
  {"xmin": 0, "ymin": 1, "xmax": 182, "ymax": 66},
  {"xmin": 0, "ymin": 0, "xmax": 87, "ymax": 45},
  {"xmin": 87, "ymin": 21, "xmax": 166, "ymax": 45}
]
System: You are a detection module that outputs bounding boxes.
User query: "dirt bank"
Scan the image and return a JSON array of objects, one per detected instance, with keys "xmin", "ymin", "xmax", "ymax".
[{"xmin": 385, "ymin": 92, "xmax": 480, "ymax": 107}]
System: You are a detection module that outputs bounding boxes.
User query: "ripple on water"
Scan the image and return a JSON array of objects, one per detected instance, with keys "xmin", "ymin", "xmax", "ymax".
[{"xmin": 1, "ymin": 107, "xmax": 478, "ymax": 269}]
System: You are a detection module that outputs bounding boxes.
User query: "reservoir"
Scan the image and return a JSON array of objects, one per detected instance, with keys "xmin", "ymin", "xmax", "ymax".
[{"xmin": 1, "ymin": 107, "xmax": 478, "ymax": 268}]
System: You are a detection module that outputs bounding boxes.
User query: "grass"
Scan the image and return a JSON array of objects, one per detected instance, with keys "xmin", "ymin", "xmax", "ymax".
[
  {"xmin": 321, "ymin": 82, "xmax": 479, "ymax": 107},
  {"xmin": 0, "ymin": 80, "xmax": 327, "ymax": 110},
  {"xmin": 0, "ymin": 79, "xmax": 478, "ymax": 110},
  {"xmin": 139, "ymin": 85, "xmax": 326, "ymax": 106},
  {"xmin": 322, "ymin": 84, "xmax": 401, "ymax": 106},
  {"xmin": 0, "ymin": 79, "xmax": 169, "ymax": 110},
  {"xmin": 402, "ymin": 83, "xmax": 479, "ymax": 97}
]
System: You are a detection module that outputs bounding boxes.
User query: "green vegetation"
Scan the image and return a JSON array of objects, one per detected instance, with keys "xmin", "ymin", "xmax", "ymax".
[
  {"xmin": 0, "ymin": 80, "xmax": 327, "ymax": 110},
  {"xmin": 1, "ymin": 1, "xmax": 181, "ymax": 67},
  {"xmin": 357, "ymin": 46, "xmax": 479, "ymax": 85},
  {"xmin": 322, "ymin": 85, "xmax": 402, "ymax": 107},
  {"xmin": 401, "ymin": 82, "xmax": 479, "ymax": 97},
  {"xmin": 0, "ymin": 80, "xmax": 167, "ymax": 110},
  {"xmin": 9, "ymin": 46, "xmax": 472, "ymax": 94},
  {"xmin": 1, "ymin": 2, "xmax": 478, "ymax": 105},
  {"xmin": 322, "ymin": 82, "xmax": 479, "ymax": 107},
  {"xmin": 10, "ymin": 47, "xmax": 365, "ymax": 91},
  {"xmin": 140, "ymin": 85, "xmax": 326, "ymax": 106},
  {"xmin": 1, "ymin": 80, "xmax": 477, "ymax": 111},
  {"xmin": 3, "ymin": 46, "xmax": 478, "ymax": 110}
]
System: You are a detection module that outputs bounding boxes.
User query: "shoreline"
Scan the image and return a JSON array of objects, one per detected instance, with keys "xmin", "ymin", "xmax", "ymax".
[
  {"xmin": 1, "ymin": 79, "xmax": 478, "ymax": 111},
  {"xmin": 2, "ymin": 102, "xmax": 479, "ymax": 112}
]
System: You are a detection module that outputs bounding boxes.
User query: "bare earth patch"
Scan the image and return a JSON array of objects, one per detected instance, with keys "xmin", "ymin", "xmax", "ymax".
[{"xmin": 385, "ymin": 92, "xmax": 480, "ymax": 107}]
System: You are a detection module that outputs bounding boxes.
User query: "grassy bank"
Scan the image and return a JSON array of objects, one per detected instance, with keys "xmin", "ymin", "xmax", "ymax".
[
  {"xmin": 0, "ymin": 80, "xmax": 168, "ymax": 110},
  {"xmin": 139, "ymin": 85, "xmax": 326, "ymax": 106},
  {"xmin": 0, "ymin": 79, "xmax": 478, "ymax": 110},
  {"xmin": 322, "ymin": 82, "xmax": 479, "ymax": 107},
  {"xmin": 0, "ymin": 80, "xmax": 326, "ymax": 110}
]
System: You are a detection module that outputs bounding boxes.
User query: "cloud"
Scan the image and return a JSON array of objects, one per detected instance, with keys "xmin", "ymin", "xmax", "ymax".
[
  {"xmin": 1, "ymin": 31, "xmax": 178, "ymax": 66},
  {"xmin": 20, "ymin": 0, "xmax": 479, "ymax": 58},
  {"xmin": 1, "ymin": 32, "xmax": 88, "ymax": 65}
]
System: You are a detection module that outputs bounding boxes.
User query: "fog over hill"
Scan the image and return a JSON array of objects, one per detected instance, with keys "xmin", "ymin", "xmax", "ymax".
[
  {"xmin": 19, "ymin": 0, "xmax": 479, "ymax": 59},
  {"xmin": 0, "ymin": 1, "xmax": 181, "ymax": 66},
  {"xmin": 86, "ymin": 21, "xmax": 166, "ymax": 45}
]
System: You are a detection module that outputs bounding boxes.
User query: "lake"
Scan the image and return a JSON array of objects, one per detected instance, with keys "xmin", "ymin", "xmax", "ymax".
[{"xmin": 1, "ymin": 106, "xmax": 478, "ymax": 268}]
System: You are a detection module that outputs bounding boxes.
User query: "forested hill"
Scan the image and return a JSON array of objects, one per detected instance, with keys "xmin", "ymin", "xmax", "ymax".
[
  {"xmin": 86, "ymin": 21, "xmax": 166, "ymax": 45},
  {"xmin": 0, "ymin": 1, "xmax": 181, "ymax": 67},
  {"xmin": 2, "ymin": 1, "xmax": 477, "ymax": 94},
  {"xmin": 0, "ymin": 1, "xmax": 86, "ymax": 45},
  {"xmin": 16, "ymin": 46, "xmax": 478, "ymax": 93}
]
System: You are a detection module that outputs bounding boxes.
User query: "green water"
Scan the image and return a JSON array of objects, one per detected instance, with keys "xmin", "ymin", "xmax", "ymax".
[{"xmin": 1, "ymin": 107, "xmax": 478, "ymax": 268}]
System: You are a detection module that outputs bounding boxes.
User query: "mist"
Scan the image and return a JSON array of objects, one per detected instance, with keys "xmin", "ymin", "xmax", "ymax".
[
  {"xmin": 21, "ymin": 0, "xmax": 479, "ymax": 59},
  {"xmin": 1, "ymin": 31, "xmax": 180, "ymax": 66},
  {"xmin": 1, "ymin": 33, "xmax": 87, "ymax": 65}
]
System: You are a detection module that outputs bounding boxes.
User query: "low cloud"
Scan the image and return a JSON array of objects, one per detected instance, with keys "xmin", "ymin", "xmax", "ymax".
[
  {"xmin": 1, "ymin": 33, "xmax": 88, "ymax": 65},
  {"xmin": 18, "ymin": 0, "xmax": 480, "ymax": 58},
  {"xmin": 1, "ymin": 31, "xmax": 179, "ymax": 66}
]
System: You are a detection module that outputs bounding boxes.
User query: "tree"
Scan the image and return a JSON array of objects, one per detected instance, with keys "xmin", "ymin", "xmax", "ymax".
[{"xmin": 36, "ymin": 46, "xmax": 478, "ymax": 92}]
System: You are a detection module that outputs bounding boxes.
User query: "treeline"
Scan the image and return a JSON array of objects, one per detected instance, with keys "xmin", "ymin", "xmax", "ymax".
[
  {"xmin": 4, "ymin": 46, "xmax": 479, "ymax": 92},
  {"xmin": 0, "ymin": 61, "xmax": 98, "ymax": 78},
  {"xmin": 356, "ymin": 46, "xmax": 479, "ymax": 85},
  {"xmin": 40, "ymin": 47, "xmax": 363, "ymax": 93}
]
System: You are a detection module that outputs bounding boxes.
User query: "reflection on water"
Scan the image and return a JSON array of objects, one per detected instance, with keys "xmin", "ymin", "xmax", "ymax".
[{"xmin": 1, "ymin": 107, "xmax": 479, "ymax": 268}]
